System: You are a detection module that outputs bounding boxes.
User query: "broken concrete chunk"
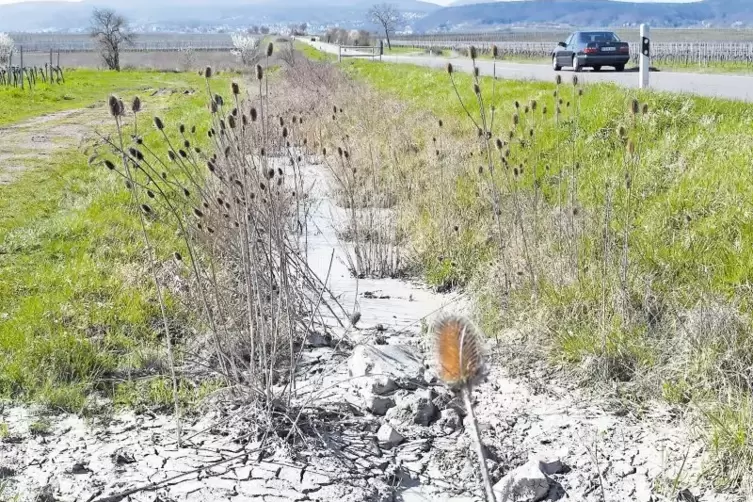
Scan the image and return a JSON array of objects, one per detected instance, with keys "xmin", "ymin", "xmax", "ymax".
[
  {"xmin": 376, "ymin": 424, "xmax": 404, "ymax": 448},
  {"xmin": 493, "ymin": 459, "xmax": 550, "ymax": 502}
]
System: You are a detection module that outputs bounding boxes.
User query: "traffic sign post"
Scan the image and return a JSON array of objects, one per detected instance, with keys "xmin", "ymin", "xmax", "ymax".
[{"xmin": 640, "ymin": 24, "xmax": 650, "ymax": 89}]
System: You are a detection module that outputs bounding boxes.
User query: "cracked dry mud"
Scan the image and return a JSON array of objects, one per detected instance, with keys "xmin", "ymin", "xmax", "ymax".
[{"xmin": 0, "ymin": 125, "xmax": 746, "ymax": 502}]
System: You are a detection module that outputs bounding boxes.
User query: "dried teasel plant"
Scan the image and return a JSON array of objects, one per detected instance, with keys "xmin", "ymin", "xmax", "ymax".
[
  {"xmin": 96, "ymin": 67, "xmax": 346, "ymax": 425},
  {"xmin": 432, "ymin": 314, "xmax": 494, "ymax": 502}
]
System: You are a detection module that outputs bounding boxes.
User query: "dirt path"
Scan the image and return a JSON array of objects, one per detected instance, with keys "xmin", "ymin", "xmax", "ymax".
[
  {"xmin": 0, "ymin": 107, "xmax": 109, "ymax": 185},
  {"xmin": 0, "ymin": 155, "xmax": 745, "ymax": 502}
]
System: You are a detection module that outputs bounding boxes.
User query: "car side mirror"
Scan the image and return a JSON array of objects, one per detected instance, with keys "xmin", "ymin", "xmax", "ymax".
[{"xmin": 557, "ymin": 42, "xmax": 566, "ymax": 48}]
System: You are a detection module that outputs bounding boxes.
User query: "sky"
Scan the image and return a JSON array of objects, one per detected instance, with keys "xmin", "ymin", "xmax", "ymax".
[{"xmin": 0, "ymin": 0, "xmax": 703, "ymax": 4}]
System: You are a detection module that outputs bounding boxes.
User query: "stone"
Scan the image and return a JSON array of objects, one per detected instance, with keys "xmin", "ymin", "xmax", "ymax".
[
  {"xmin": 531, "ymin": 455, "xmax": 564, "ymax": 476},
  {"xmin": 348, "ymin": 345, "xmax": 425, "ymax": 389},
  {"xmin": 368, "ymin": 375, "xmax": 399, "ymax": 395},
  {"xmin": 278, "ymin": 465, "xmax": 304, "ymax": 484},
  {"xmin": 614, "ymin": 462, "xmax": 637, "ymax": 478},
  {"xmin": 376, "ymin": 424, "xmax": 404, "ymax": 448},
  {"xmin": 439, "ymin": 408, "xmax": 461, "ymax": 431},
  {"xmin": 365, "ymin": 395, "xmax": 396, "ymax": 416},
  {"xmin": 493, "ymin": 460, "xmax": 550, "ymax": 502},
  {"xmin": 678, "ymin": 488, "xmax": 698, "ymax": 502},
  {"xmin": 413, "ymin": 399, "xmax": 440, "ymax": 426},
  {"xmin": 306, "ymin": 330, "xmax": 333, "ymax": 348}
]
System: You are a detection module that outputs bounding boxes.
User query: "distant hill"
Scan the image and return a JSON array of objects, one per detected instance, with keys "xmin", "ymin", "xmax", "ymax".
[
  {"xmin": 0, "ymin": 0, "xmax": 438, "ymax": 32},
  {"xmin": 414, "ymin": 0, "xmax": 753, "ymax": 31}
]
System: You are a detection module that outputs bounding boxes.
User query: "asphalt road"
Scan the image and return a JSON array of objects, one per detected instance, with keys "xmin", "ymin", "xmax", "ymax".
[{"xmin": 303, "ymin": 39, "xmax": 753, "ymax": 102}]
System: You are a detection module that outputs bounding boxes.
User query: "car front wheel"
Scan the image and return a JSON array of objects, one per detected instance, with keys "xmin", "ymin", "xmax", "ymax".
[
  {"xmin": 552, "ymin": 55, "xmax": 562, "ymax": 71},
  {"xmin": 615, "ymin": 64, "xmax": 625, "ymax": 72}
]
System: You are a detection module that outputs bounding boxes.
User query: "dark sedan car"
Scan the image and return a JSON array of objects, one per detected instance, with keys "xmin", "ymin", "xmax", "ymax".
[{"xmin": 552, "ymin": 31, "xmax": 630, "ymax": 72}]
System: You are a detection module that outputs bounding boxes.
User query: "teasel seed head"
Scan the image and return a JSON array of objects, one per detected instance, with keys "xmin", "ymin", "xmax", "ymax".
[
  {"xmin": 168, "ymin": 150, "xmax": 177, "ymax": 162},
  {"xmin": 572, "ymin": 75, "xmax": 579, "ymax": 86},
  {"xmin": 438, "ymin": 119, "xmax": 443, "ymax": 128},
  {"xmin": 469, "ymin": 45, "xmax": 477, "ymax": 59},
  {"xmin": 432, "ymin": 315, "xmax": 487, "ymax": 390},
  {"xmin": 193, "ymin": 208, "xmax": 204, "ymax": 218},
  {"xmin": 555, "ymin": 74, "xmax": 562, "ymax": 85},
  {"xmin": 141, "ymin": 204, "xmax": 152, "ymax": 214},
  {"xmin": 627, "ymin": 140, "xmax": 635, "ymax": 155},
  {"xmin": 496, "ymin": 138, "xmax": 503, "ymax": 150},
  {"xmin": 250, "ymin": 107, "xmax": 258, "ymax": 122},
  {"xmin": 147, "ymin": 190, "xmax": 155, "ymax": 199},
  {"xmin": 642, "ymin": 103, "xmax": 649, "ymax": 115},
  {"xmin": 154, "ymin": 117, "xmax": 165, "ymax": 130},
  {"xmin": 473, "ymin": 83, "xmax": 481, "ymax": 95},
  {"xmin": 256, "ymin": 64, "xmax": 264, "ymax": 81},
  {"xmin": 514, "ymin": 100, "xmax": 520, "ymax": 109},
  {"xmin": 446, "ymin": 62, "xmax": 453, "ymax": 74},
  {"xmin": 108, "ymin": 95, "xmax": 120, "ymax": 117},
  {"xmin": 228, "ymin": 115, "xmax": 236, "ymax": 129},
  {"xmin": 131, "ymin": 96, "xmax": 142, "ymax": 113},
  {"xmin": 530, "ymin": 99, "xmax": 537, "ymax": 111},
  {"xmin": 204, "ymin": 66, "xmax": 213, "ymax": 78},
  {"xmin": 104, "ymin": 159, "xmax": 115, "ymax": 170},
  {"xmin": 492, "ymin": 45, "xmax": 498, "ymax": 58},
  {"xmin": 267, "ymin": 42, "xmax": 274, "ymax": 57},
  {"xmin": 474, "ymin": 67, "xmax": 480, "ymax": 77},
  {"xmin": 513, "ymin": 114, "xmax": 519, "ymax": 126},
  {"xmin": 232, "ymin": 82, "xmax": 240, "ymax": 95},
  {"xmin": 174, "ymin": 252, "xmax": 183, "ymax": 262},
  {"xmin": 631, "ymin": 98, "xmax": 640, "ymax": 115}
]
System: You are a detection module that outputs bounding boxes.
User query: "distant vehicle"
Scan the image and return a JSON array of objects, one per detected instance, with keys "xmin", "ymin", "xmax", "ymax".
[{"xmin": 552, "ymin": 31, "xmax": 630, "ymax": 72}]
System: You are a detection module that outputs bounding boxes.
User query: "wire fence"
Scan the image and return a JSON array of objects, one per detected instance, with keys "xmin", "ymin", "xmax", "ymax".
[
  {"xmin": 390, "ymin": 38, "xmax": 753, "ymax": 68},
  {"xmin": 9, "ymin": 34, "xmax": 234, "ymax": 53}
]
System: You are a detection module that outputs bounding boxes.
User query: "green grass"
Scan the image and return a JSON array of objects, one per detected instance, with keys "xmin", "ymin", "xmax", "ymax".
[
  {"xmin": 342, "ymin": 58, "xmax": 753, "ymax": 489},
  {"xmin": 0, "ymin": 70, "xmax": 233, "ymax": 412},
  {"xmin": 0, "ymin": 69, "xmax": 211, "ymax": 126},
  {"xmin": 294, "ymin": 41, "xmax": 337, "ymax": 62}
]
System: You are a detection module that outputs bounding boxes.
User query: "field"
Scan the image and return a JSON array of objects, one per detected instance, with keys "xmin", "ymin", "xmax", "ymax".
[{"xmin": 1, "ymin": 38, "xmax": 753, "ymax": 501}]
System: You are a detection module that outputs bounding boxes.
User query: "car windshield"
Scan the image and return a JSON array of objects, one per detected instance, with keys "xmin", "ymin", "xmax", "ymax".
[{"xmin": 578, "ymin": 32, "xmax": 620, "ymax": 43}]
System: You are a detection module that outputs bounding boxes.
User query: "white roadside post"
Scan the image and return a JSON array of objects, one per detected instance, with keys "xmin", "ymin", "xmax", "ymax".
[{"xmin": 640, "ymin": 23, "xmax": 650, "ymax": 89}]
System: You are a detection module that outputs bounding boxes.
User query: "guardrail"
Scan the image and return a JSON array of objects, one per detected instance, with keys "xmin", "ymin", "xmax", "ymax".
[{"xmin": 338, "ymin": 44, "xmax": 382, "ymax": 62}]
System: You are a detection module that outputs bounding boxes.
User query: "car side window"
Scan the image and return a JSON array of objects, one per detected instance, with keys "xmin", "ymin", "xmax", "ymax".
[{"xmin": 565, "ymin": 34, "xmax": 574, "ymax": 47}]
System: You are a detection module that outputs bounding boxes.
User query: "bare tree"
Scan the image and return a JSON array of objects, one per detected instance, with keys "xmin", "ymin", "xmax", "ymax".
[
  {"xmin": 89, "ymin": 8, "xmax": 135, "ymax": 71},
  {"xmin": 368, "ymin": 3, "xmax": 401, "ymax": 50}
]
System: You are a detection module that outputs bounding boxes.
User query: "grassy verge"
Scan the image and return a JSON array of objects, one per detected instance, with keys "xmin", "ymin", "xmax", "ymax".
[
  {"xmin": 293, "ymin": 41, "xmax": 337, "ymax": 62},
  {"xmin": 337, "ymin": 58, "xmax": 753, "ymax": 491},
  {"xmin": 0, "ymin": 69, "xmax": 210, "ymax": 126},
  {"xmin": 0, "ymin": 71, "xmax": 230, "ymax": 412}
]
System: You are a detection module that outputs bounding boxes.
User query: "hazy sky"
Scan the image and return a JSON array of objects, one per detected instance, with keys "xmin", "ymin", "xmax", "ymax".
[{"xmin": 0, "ymin": 0, "xmax": 703, "ymax": 4}]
